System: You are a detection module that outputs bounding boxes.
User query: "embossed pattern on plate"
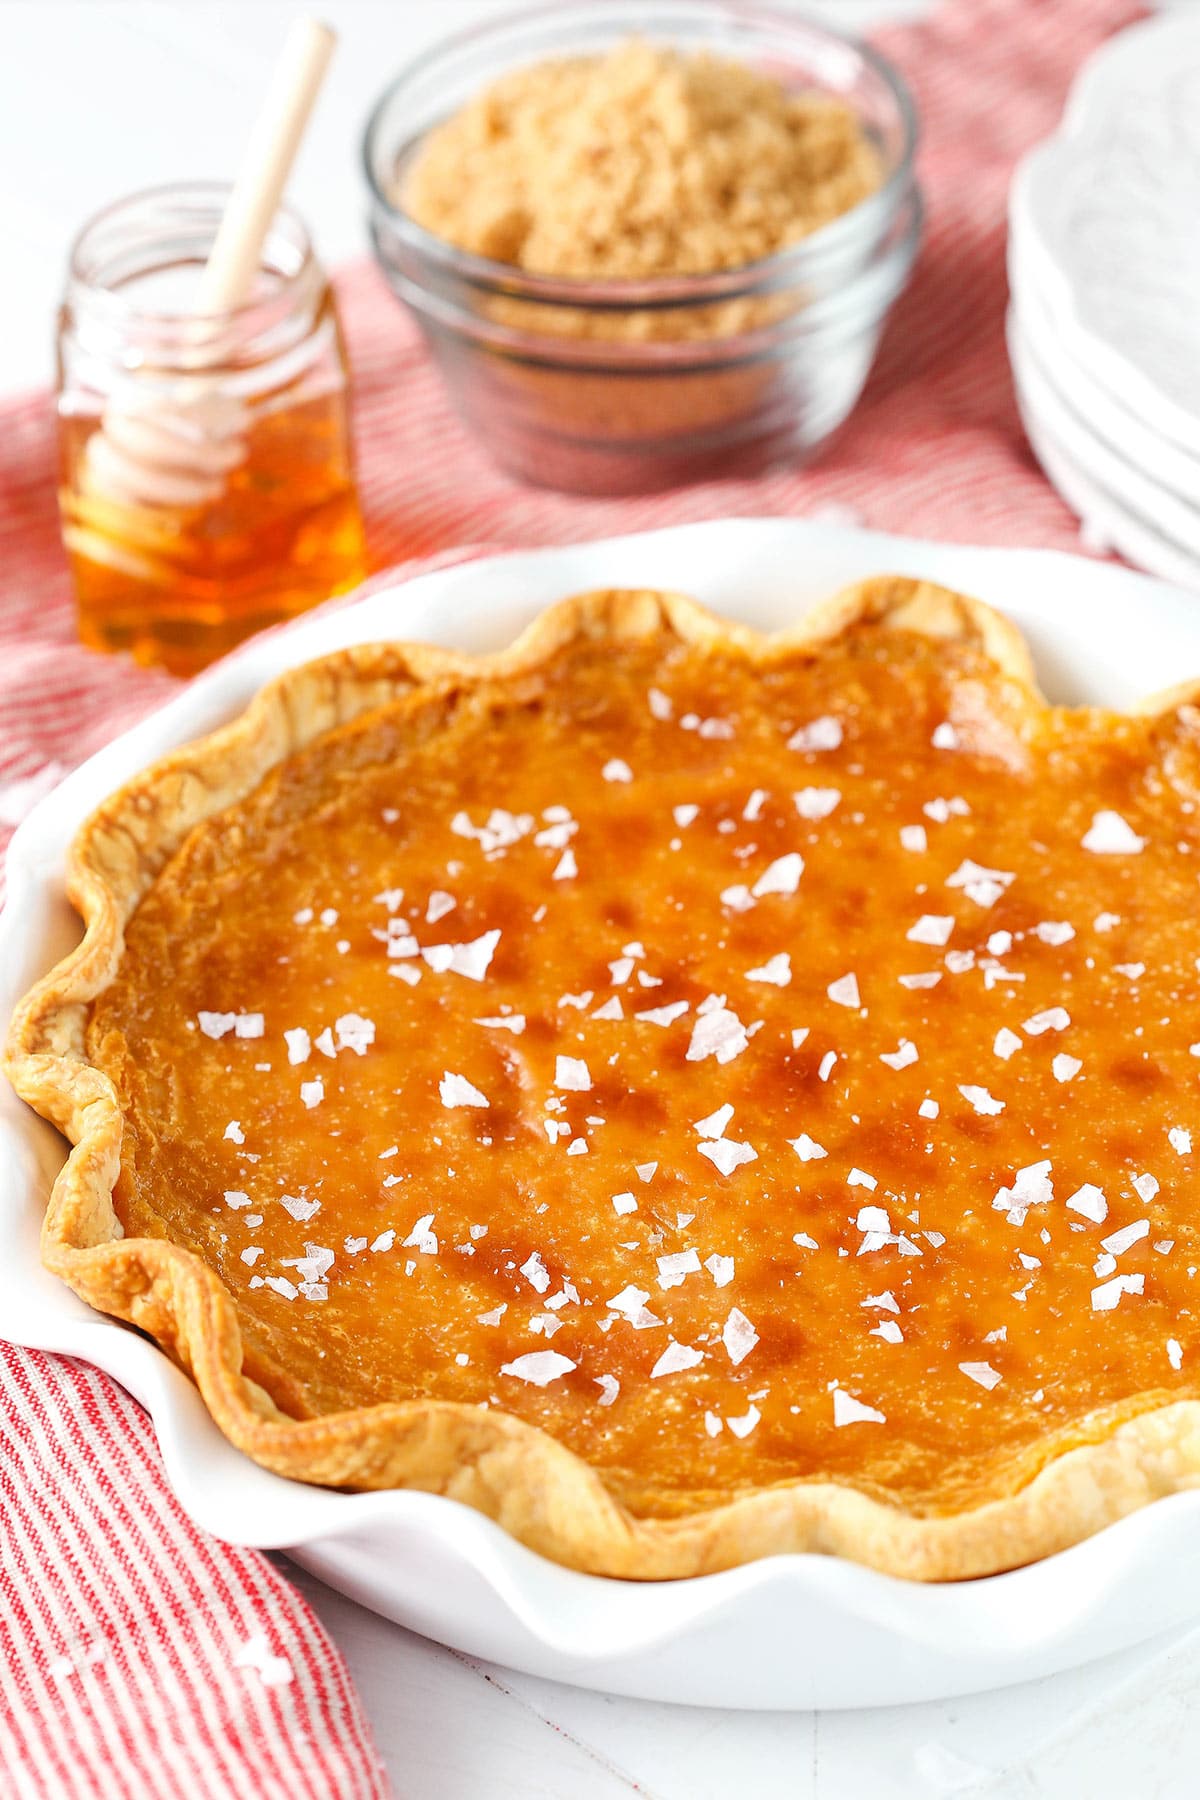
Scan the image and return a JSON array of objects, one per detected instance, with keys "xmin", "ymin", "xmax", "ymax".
[{"xmin": 1010, "ymin": 12, "xmax": 1200, "ymax": 453}]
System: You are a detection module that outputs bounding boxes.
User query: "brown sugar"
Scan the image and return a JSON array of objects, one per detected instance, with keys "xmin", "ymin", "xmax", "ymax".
[{"xmin": 402, "ymin": 37, "xmax": 883, "ymax": 282}]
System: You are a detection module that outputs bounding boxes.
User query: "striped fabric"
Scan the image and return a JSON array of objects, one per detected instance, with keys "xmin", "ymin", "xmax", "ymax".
[
  {"xmin": 0, "ymin": 1347, "xmax": 386, "ymax": 1800},
  {"xmin": 0, "ymin": 1, "xmax": 1140, "ymax": 1792}
]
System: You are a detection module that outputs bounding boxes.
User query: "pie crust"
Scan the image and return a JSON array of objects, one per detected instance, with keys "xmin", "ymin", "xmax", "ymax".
[{"xmin": 9, "ymin": 577, "xmax": 1200, "ymax": 1583}]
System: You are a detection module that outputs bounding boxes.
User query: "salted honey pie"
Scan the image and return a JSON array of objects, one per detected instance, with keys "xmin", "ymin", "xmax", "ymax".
[{"xmin": 12, "ymin": 578, "xmax": 1200, "ymax": 1581}]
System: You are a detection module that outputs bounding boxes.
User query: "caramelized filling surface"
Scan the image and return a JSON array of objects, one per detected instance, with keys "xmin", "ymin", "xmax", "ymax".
[{"xmin": 89, "ymin": 621, "xmax": 1200, "ymax": 1517}]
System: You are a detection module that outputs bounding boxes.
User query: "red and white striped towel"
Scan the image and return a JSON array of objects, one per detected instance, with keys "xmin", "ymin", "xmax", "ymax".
[
  {"xmin": 0, "ymin": 1, "xmax": 1141, "ymax": 1793},
  {"xmin": 0, "ymin": 1347, "xmax": 386, "ymax": 1800}
]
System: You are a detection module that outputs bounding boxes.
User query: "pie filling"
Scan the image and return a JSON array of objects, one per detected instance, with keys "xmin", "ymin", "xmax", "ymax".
[{"xmin": 88, "ymin": 617, "xmax": 1200, "ymax": 1519}]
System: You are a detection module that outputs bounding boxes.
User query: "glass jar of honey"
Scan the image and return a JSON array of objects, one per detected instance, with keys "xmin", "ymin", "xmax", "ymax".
[{"xmin": 57, "ymin": 183, "xmax": 367, "ymax": 675}]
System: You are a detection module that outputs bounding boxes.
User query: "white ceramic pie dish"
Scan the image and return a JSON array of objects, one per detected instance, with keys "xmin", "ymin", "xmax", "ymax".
[{"xmin": 7, "ymin": 518, "xmax": 1200, "ymax": 1711}]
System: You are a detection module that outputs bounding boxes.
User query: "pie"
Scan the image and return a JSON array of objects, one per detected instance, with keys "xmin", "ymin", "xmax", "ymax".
[{"xmin": 10, "ymin": 578, "xmax": 1200, "ymax": 1582}]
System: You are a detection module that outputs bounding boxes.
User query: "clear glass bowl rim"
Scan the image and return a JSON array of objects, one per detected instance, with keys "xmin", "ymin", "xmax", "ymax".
[
  {"xmin": 371, "ymin": 182, "xmax": 923, "ymax": 371},
  {"xmin": 361, "ymin": 0, "xmax": 920, "ymax": 309}
]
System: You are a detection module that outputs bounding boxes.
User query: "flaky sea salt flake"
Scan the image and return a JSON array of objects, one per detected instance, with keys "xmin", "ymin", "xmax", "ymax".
[
  {"xmin": 1102, "ymin": 1219, "xmax": 1149, "ymax": 1257},
  {"xmin": 198, "ymin": 1011, "xmax": 237, "ymax": 1039},
  {"xmin": 474, "ymin": 1013, "xmax": 526, "ymax": 1034},
  {"xmin": 790, "ymin": 1132, "xmax": 827, "ymax": 1162},
  {"xmin": 1035, "ymin": 921, "xmax": 1076, "ymax": 946},
  {"xmin": 650, "ymin": 1340, "xmax": 705, "ymax": 1378},
  {"xmin": 752, "ymin": 853, "xmax": 804, "ymax": 899},
  {"xmin": 992, "ymin": 1158, "xmax": 1053, "ymax": 1223},
  {"xmin": 788, "ymin": 715, "xmax": 843, "ymax": 753},
  {"xmin": 1082, "ymin": 810, "xmax": 1145, "ymax": 854},
  {"xmin": 722, "ymin": 1307, "xmax": 759, "ymax": 1366},
  {"xmin": 280, "ymin": 1194, "xmax": 320, "ymax": 1223},
  {"xmin": 1092, "ymin": 1272, "xmax": 1145, "ymax": 1311},
  {"xmin": 959, "ymin": 1084, "xmax": 1004, "ymax": 1116},
  {"xmin": 501, "ymin": 1351, "xmax": 576, "ymax": 1386},
  {"xmin": 439, "ymin": 1071, "xmax": 488, "ymax": 1108},
  {"xmin": 1023, "ymin": 1007, "xmax": 1070, "ymax": 1036},
  {"xmin": 695, "ymin": 1103, "xmax": 734, "ymax": 1139},
  {"xmin": 657, "ymin": 1249, "xmax": 702, "ymax": 1290},
  {"xmin": 686, "ymin": 997, "xmax": 751, "ymax": 1065},
  {"xmin": 827, "ymin": 972, "xmax": 860, "ymax": 1008},
  {"xmin": 833, "ymin": 1389, "xmax": 886, "ymax": 1426},
  {"xmin": 1067, "ymin": 1184, "xmax": 1108, "ymax": 1224},
  {"xmin": 908, "ymin": 914, "xmax": 954, "ymax": 947},
  {"xmin": 698, "ymin": 1137, "xmax": 758, "ymax": 1177},
  {"xmin": 555, "ymin": 1055, "xmax": 592, "ymax": 1091},
  {"xmin": 636, "ymin": 1000, "xmax": 689, "ymax": 1026},
  {"xmin": 726, "ymin": 1405, "xmax": 761, "ymax": 1439},
  {"xmin": 422, "ymin": 928, "xmax": 501, "ymax": 982},
  {"xmin": 747, "ymin": 952, "xmax": 792, "ymax": 987},
  {"xmin": 334, "ymin": 1013, "xmax": 375, "ymax": 1056},
  {"xmin": 794, "ymin": 786, "xmax": 841, "ymax": 820},
  {"xmin": 959, "ymin": 1361, "xmax": 1002, "ymax": 1390},
  {"xmin": 946, "ymin": 859, "xmax": 1015, "ymax": 908}
]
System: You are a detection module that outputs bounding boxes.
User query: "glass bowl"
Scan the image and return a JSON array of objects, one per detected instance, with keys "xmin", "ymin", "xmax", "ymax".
[{"xmin": 364, "ymin": 0, "xmax": 921, "ymax": 495}]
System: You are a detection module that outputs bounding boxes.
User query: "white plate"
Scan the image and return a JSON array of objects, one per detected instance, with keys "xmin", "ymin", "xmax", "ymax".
[
  {"xmin": 1011, "ymin": 347, "xmax": 1200, "ymax": 594},
  {"xmin": 1008, "ymin": 11, "xmax": 1200, "ymax": 456},
  {"xmin": 1007, "ymin": 309, "xmax": 1200, "ymax": 566},
  {"xmin": 8, "ymin": 519, "xmax": 1200, "ymax": 1711},
  {"xmin": 1010, "ymin": 246, "xmax": 1200, "ymax": 510}
]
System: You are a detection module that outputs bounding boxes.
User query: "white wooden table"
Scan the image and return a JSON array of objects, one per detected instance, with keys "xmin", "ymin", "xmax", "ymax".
[
  {"xmin": 5, "ymin": 5, "xmax": 1199, "ymax": 1794},
  {"xmin": 280, "ymin": 1561, "xmax": 1200, "ymax": 1799}
]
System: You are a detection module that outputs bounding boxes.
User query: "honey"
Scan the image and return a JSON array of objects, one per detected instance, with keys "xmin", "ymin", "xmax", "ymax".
[
  {"xmin": 60, "ymin": 388, "xmax": 365, "ymax": 675},
  {"xmin": 56, "ymin": 185, "xmax": 366, "ymax": 675}
]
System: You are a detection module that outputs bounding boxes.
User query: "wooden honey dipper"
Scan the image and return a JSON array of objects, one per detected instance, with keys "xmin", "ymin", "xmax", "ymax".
[{"xmin": 84, "ymin": 17, "xmax": 336, "ymax": 513}]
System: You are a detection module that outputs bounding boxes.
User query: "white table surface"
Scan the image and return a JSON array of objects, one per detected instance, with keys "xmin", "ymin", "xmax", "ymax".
[
  {"xmin": 279, "ymin": 1562, "xmax": 1200, "ymax": 1800},
  {"xmin": 5, "ymin": 5, "xmax": 1199, "ymax": 1797}
]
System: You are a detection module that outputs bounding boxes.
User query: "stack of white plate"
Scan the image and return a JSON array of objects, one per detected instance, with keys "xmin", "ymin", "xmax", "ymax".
[{"xmin": 1008, "ymin": 11, "xmax": 1200, "ymax": 589}]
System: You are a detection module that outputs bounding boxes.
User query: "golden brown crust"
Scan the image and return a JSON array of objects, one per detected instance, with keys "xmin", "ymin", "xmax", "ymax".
[{"xmin": 11, "ymin": 576, "xmax": 1200, "ymax": 1582}]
